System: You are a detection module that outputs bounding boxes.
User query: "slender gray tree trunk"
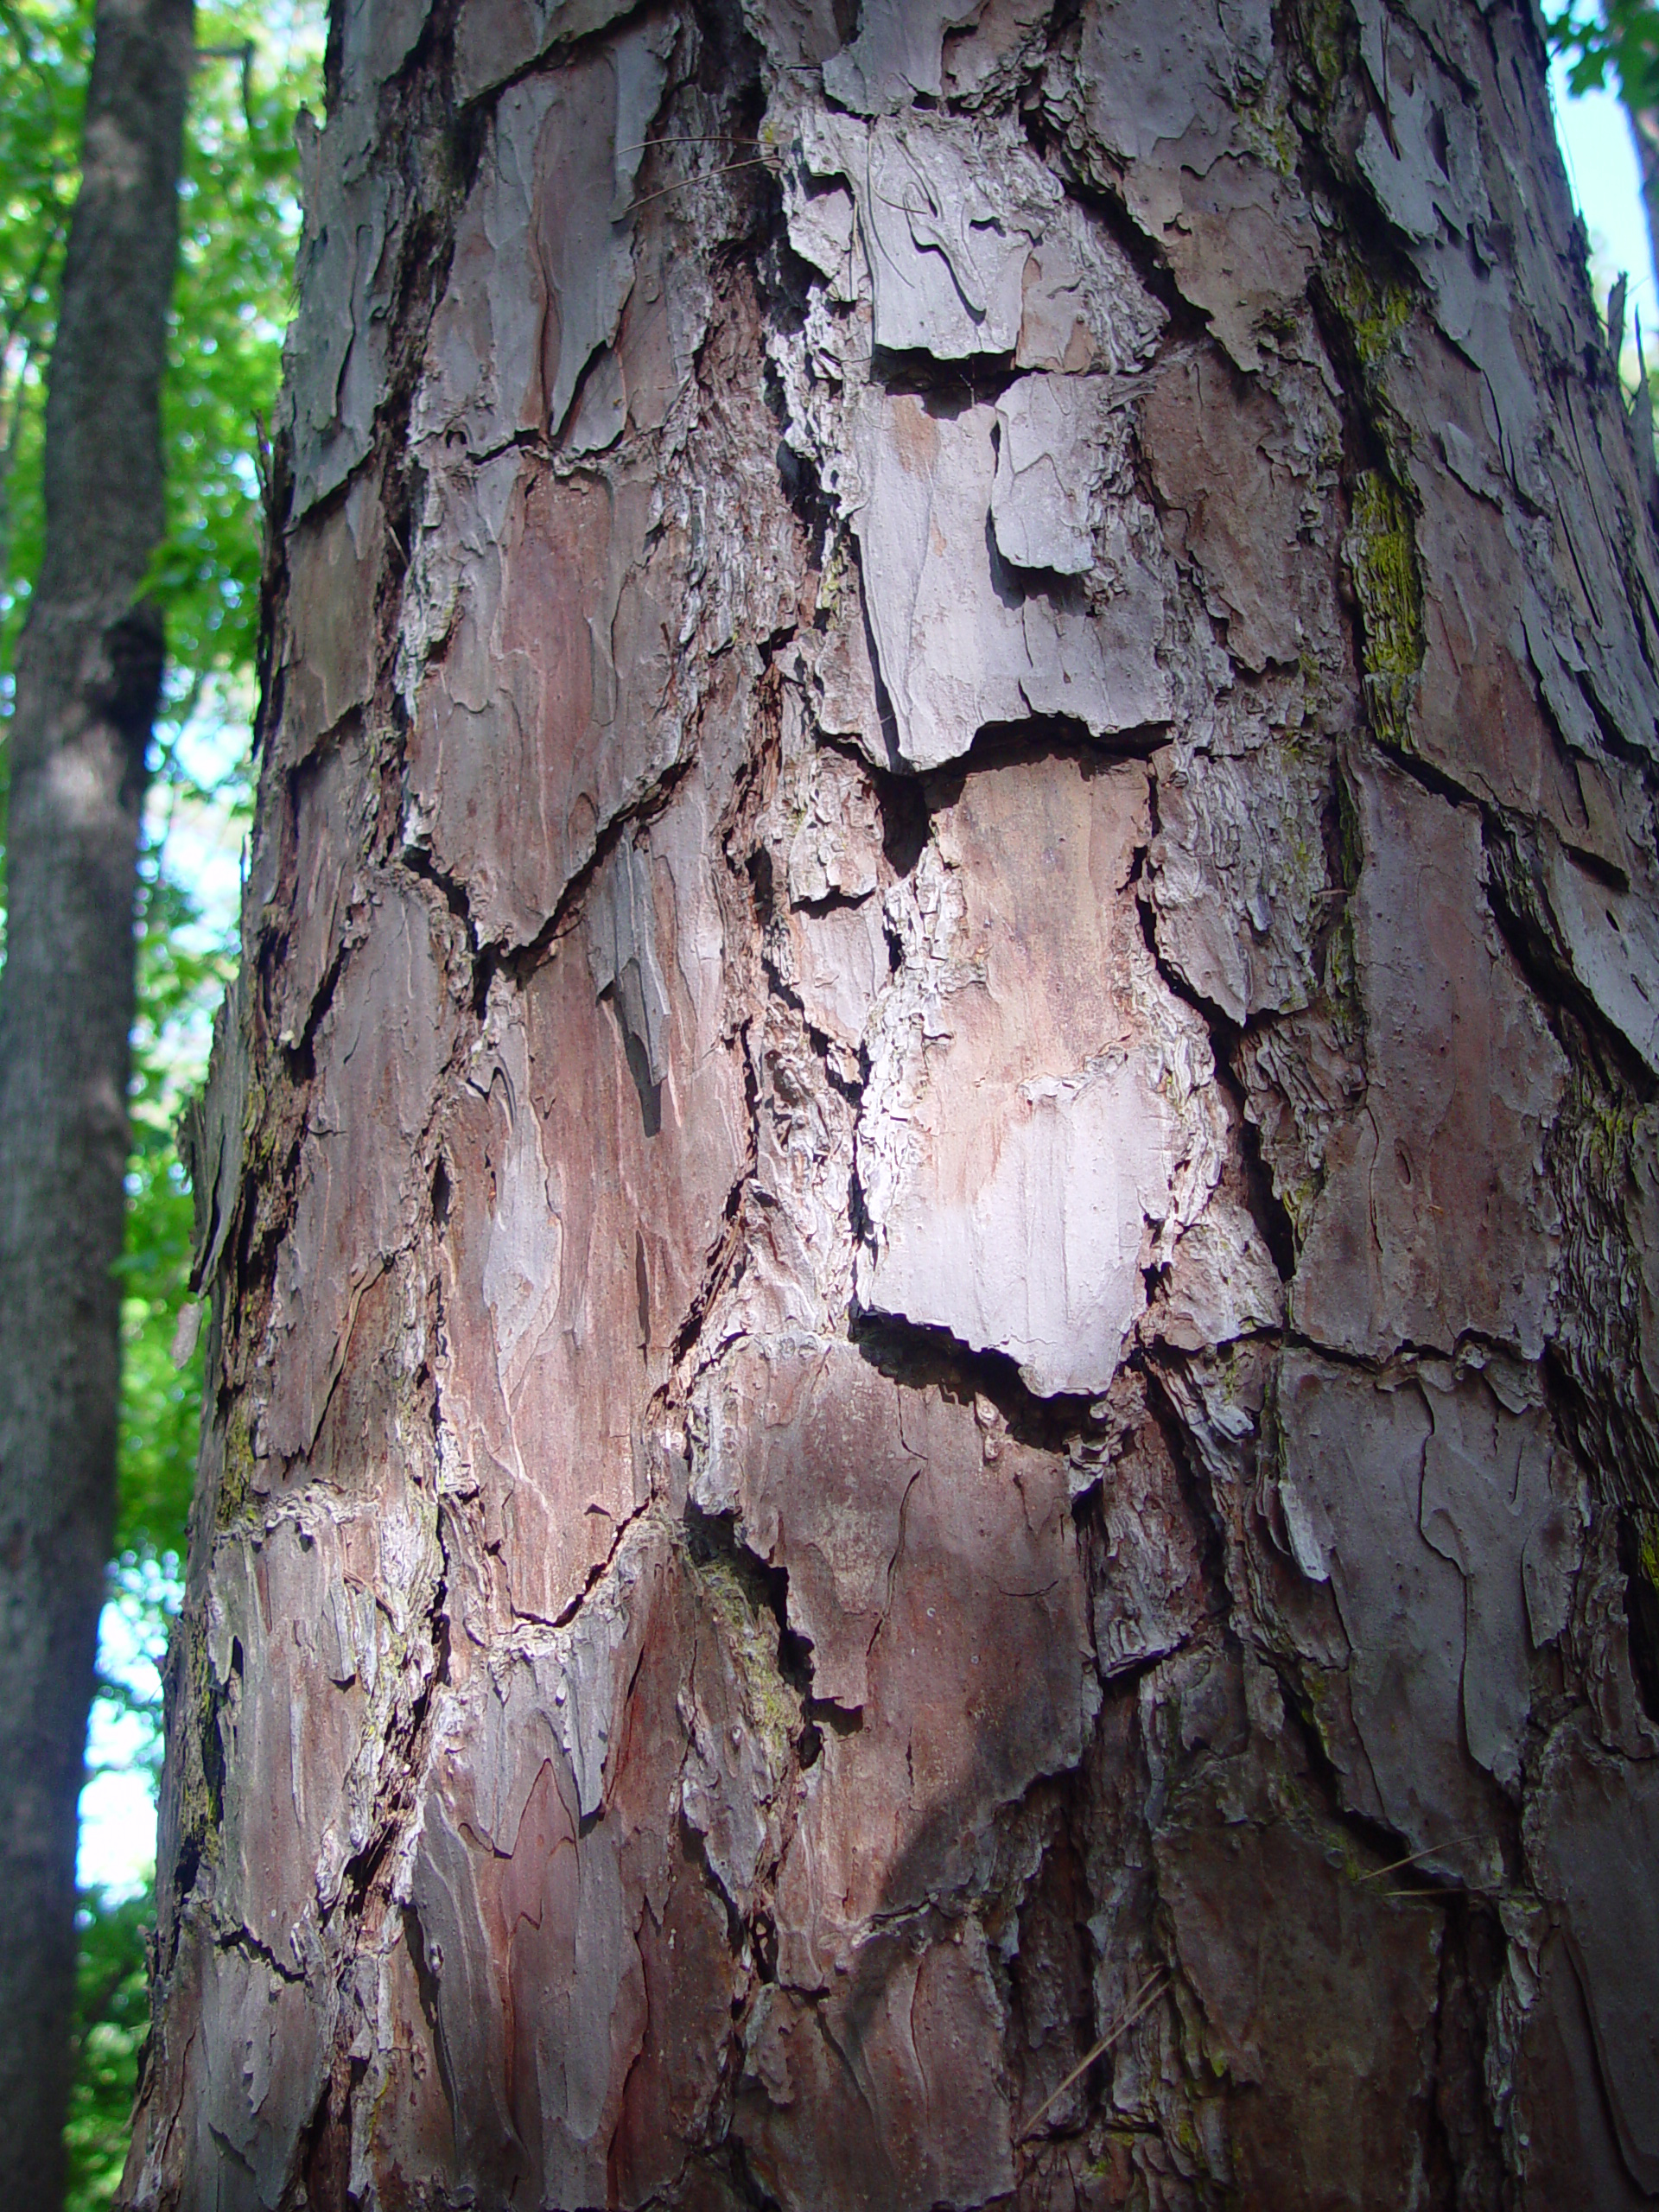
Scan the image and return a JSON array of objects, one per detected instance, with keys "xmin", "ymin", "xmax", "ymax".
[
  {"xmin": 127, "ymin": 2, "xmax": 1659, "ymax": 2207},
  {"xmin": 0, "ymin": 0, "xmax": 191, "ymax": 2198},
  {"xmin": 1621, "ymin": 97, "xmax": 1659, "ymax": 303}
]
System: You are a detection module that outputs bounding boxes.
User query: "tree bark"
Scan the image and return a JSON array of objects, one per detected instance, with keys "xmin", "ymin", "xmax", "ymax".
[
  {"xmin": 1618, "ymin": 94, "xmax": 1659, "ymax": 310},
  {"xmin": 0, "ymin": 0, "xmax": 192, "ymax": 2197},
  {"xmin": 128, "ymin": 2, "xmax": 1659, "ymax": 2207}
]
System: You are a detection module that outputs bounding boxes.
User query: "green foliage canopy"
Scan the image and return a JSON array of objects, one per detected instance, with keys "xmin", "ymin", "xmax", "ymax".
[
  {"xmin": 1550, "ymin": 0, "xmax": 1659, "ymax": 113},
  {"xmin": 62, "ymin": 1891, "xmax": 152, "ymax": 2209}
]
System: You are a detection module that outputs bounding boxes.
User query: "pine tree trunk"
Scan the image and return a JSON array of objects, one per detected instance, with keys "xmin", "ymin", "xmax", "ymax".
[
  {"xmin": 0, "ymin": 0, "xmax": 191, "ymax": 2197},
  {"xmin": 126, "ymin": 3, "xmax": 1659, "ymax": 2206}
]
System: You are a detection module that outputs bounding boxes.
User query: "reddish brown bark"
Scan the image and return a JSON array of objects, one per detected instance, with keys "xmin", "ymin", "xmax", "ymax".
[{"xmin": 127, "ymin": 3, "xmax": 1659, "ymax": 2207}]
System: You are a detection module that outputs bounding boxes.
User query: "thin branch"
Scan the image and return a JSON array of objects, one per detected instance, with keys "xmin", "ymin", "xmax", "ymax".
[
  {"xmin": 195, "ymin": 39, "xmax": 257, "ymax": 130},
  {"xmin": 0, "ymin": 329, "xmax": 40, "ymax": 587},
  {"xmin": 2, "ymin": 214, "xmax": 67, "ymax": 358}
]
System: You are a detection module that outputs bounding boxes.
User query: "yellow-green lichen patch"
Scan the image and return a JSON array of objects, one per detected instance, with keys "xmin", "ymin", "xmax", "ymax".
[
  {"xmin": 1235, "ymin": 92, "xmax": 1300, "ymax": 180},
  {"xmin": 1323, "ymin": 906, "xmax": 1367, "ymax": 1074},
  {"xmin": 1324, "ymin": 249, "xmax": 1415, "ymax": 380},
  {"xmin": 1274, "ymin": 1169, "xmax": 1322, "ymax": 1241},
  {"xmin": 1344, "ymin": 470, "xmax": 1423, "ymax": 754},
  {"xmin": 1630, "ymin": 1505, "xmax": 1659, "ymax": 1596},
  {"xmin": 215, "ymin": 1405, "xmax": 257, "ymax": 1530},
  {"xmin": 1292, "ymin": 0, "xmax": 1353, "ymax": 107},
  {"xmin": 1297, "ymin": 1664, "xmax": 1353, "ymax": 1772},
  {"xmin": 172, "ymin": 1613, "xmax": 228, "ymax": 1867},
  {"xmin": 815, "ymin": 528, "xmax": 851, "ymax": 624},
  {"xmin": 696, "ymin": 1548, "xmax": 800, "ymax": 1784}
]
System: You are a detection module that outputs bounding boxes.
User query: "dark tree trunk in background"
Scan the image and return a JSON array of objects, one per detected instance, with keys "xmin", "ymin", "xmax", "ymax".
[
  {"xmin": 0, "ymin": 0, "xmax": 192, "ymax": 2198},
  {"xmin": 1620, "ymin": 97, "xmax": 1659, "ymax": 304},
  {"xmin": 128, "ymin": 1, "xmax": 1659, "ymax": 2206}
]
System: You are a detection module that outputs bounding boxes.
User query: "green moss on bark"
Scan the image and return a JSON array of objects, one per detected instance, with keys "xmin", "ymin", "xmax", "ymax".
[{"xmin": 1344, "ymin": 471, "xmax": 1423, "ymax": 753}]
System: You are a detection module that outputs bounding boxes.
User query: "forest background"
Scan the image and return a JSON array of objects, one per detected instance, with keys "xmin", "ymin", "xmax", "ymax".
[{"xmin": 0, "ymin": 0, "xmax": 1652, "ymax": 2200}]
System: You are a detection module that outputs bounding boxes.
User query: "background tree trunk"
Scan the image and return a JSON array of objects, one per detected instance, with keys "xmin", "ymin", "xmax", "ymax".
[
  {"xmin": 0, "ymin": 0, "xmax": 191, "ymax": 2198},
  {"xmin": 127, "ymin": 2, "xmax": 1659, "ymax": 2206},
  {"xmin": 1619, "ymin": 96, "xmax": 1659, "ymax": 302}
]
